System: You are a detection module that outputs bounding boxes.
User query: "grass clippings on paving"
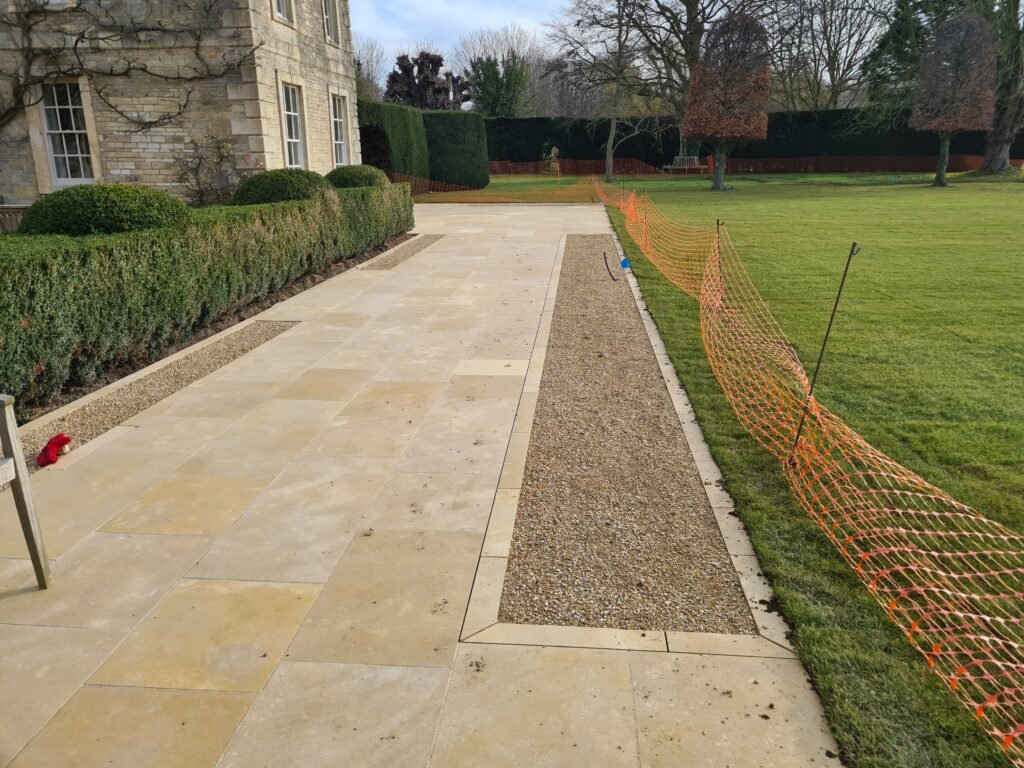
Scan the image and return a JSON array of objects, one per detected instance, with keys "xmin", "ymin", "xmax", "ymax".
[
  {"xmin": 361, "ymin": 234, "xmax": 445, "ymax": 270},
  {"xmin": 498, "ymin": 233, "xmax": 755, "ymax": 634}
]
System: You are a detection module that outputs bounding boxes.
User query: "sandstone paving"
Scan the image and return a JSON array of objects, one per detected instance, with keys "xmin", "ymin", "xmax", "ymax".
[
  {"xmin": 7, "ymin": 685, "xmax": 253, "ymax": 768},
  {"xmin": 217, "ymin": 661, "xmax": 448, "ymax": 768},
  {"xmin": 0, "ymin": 624, "xmax": 122, "ymax": 765},
  {"xmin": 0, "ymin": 204, "xmax": 838, "ymax": 767}
]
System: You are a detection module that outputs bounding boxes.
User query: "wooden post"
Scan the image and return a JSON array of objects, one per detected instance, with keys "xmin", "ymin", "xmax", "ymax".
[{"xmin": 0, "ymin": 395, "xmax": 50, "ymax": 589}]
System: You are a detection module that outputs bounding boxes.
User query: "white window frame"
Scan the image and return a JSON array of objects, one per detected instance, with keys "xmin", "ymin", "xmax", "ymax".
[
  {"xmin": 331, "ymin": 94, "xmax": 349, "ymax": 167},
  {"xmin": 281, "ymin": 83, "xmax": 305, "ymax": 169},
  {"xmin": 322, "ymin": 0, "xmax": 340, "ymax": 44},
  {"xmin": 40, "ymin": 82, "xmax": 96, "ymax": 187},
  {"xmin": 273, "ymin": 0, "xmax": 294, "ymax": 23}
]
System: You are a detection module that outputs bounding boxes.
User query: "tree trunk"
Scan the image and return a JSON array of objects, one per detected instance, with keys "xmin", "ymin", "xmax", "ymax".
[
  {"xmin": 934, "ymin": 132, "xmax": 951, "ymax": 187},
  {"xmin": 979, "ymin": 134, "xmax": 1013, "ymax": 174},
  {"xmin": 605, "ymin": 116, "xmax": 618, "ymax": 183},
  {"xmin": 711, "ymin": 146, "xmax": 727, "ymax": 191}
]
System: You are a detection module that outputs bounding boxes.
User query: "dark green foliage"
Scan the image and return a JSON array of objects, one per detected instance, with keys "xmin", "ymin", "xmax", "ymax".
[
  {"xmin": 485, "ymin": 111, "xmax": 1024, "ymax": 163},
  {"xmin": 422, "ymin": 111, "xmax": 490, "ymax": 188},
  {"xmin": 467, "ymin": 52, "xmax": 530, "ymax": 117},
  {"xmin": 18, "ymin": 184, "xmax": 190, "ymax": 236},
  {"xmin": 232, "ymin": 168, "xmax": 331, "ymax": 205},
  {"xmin": 0, "ymin": 185, "xmax": 414, "ymax": 407},
  {"xmin": 357, "ymin": 101, "xmax": 430, "ymax": 177},
  {"xmin": 486, "ymin": 116, "xmax": 681, "ymax": 165},
  {"xmin": 325, "ymin": 164, "xmax": 391, "ymax": 188}
]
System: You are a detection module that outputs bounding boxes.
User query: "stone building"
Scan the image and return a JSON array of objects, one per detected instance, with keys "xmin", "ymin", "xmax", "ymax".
[{"xmin": 0, "ymin": 0, "xmax": 362, "ymax": 205}]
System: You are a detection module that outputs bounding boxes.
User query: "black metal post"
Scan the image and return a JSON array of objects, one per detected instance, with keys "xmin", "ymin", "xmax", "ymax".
[{"xmin": 788, "ymin": 241, "xmax": 861, "ymax": 465}]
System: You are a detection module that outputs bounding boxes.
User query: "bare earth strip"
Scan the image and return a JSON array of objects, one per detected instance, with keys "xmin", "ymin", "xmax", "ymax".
[
  {"xmin": 361, "ymin": 234, "xmax": 445, "ymax": 270},
  {"xmin": 19, "ymin": 321, "xmax": 293, "ymax": 473},
  {"xmin": 499, "ymin": 234, "xmax": 755, "ymax": 634}
]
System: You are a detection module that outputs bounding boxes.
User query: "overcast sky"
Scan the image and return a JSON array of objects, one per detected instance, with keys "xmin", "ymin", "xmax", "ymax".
[{"xmin": 349, "ymin": 0, "xmax": 554, "ymax": 58}]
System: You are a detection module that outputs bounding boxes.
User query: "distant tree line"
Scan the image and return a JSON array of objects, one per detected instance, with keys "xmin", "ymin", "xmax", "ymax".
[{"xmin": 354, "ymin": 0, "xmax": 1022, "ymax": 185}]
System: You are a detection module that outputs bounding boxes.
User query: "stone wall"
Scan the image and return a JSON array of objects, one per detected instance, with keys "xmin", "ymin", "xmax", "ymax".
[{"xmin": 0, "ymin": 0, "xmax": 361, "ymax": 205}]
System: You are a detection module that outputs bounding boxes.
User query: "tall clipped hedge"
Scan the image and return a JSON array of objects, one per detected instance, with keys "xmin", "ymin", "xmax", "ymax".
[
  {"xmin": 423, "ymin": 111, "xmax": 490, "ymax": 188},
  {"xmin": 358, "ymin": 101, "xmax": 430, "ymax": 178},
  {"xmin": 0, "ymin": 184, "xmax": 413, "ymax": 407},
  {"xmin": 484, "ymin": 110, "xmax": 1024, "ymax": 164}
]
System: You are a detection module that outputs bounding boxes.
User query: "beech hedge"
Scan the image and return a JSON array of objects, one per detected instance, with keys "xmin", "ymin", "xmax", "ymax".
[{"xmin": 0, "ymin": 184, "xmax": 413, "ymax": 407}]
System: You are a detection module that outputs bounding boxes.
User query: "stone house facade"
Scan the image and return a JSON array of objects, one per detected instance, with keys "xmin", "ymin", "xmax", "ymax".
[{"xmin": 0, "ymin": 0, "xmax": 362, "ymax": 205}]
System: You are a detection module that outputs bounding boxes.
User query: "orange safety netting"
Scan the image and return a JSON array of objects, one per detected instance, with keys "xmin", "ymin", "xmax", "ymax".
[
  {"xmin": 388, "ymin": 173, "xmax": 598, "ymax": 204},
  {"xmin": 593, "ymin": 177, "xmax": 1024, "ymax": 764}
]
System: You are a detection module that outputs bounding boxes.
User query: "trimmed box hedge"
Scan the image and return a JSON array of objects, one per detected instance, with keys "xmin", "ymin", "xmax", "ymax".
[
  {"xmin": 423, "ymin": 111, "xmax": 490, "ymax": 188},
  {"xmin": 232, "ymin": 168, "xmax": 332, "ymax": 204},
  {"xmin": 19, "ymin": 184, "xmax": 191, "ymax": 236},
  {"xmin": 358, "ymin": 102, "xmax": 430, "ymax": 178},
  {"xmin": 0, "ymin": 184, "xmax": 413, "ymax": 407}
]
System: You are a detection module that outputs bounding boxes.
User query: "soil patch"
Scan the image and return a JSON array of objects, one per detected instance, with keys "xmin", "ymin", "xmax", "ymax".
[{"xmin": 498, "ymin": 234, "xmax": 755, "ymax": 633}]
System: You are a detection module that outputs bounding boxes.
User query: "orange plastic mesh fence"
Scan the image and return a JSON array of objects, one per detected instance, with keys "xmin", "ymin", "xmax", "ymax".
[
  {"xmin": 593, "ymin": 176, "xmax": 1024, "ymax": 764},
  {"xmin": 388, "ymin": 173, "xmax": 598, "ymax": 204}
]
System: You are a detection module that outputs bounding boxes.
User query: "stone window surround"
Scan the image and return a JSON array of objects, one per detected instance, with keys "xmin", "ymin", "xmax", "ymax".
[
  {"xmin": 276, "ymin": 72, "xmax": 310, "ymax": 170},
  {"xmin": 328, "ymin": 88, "xmax": 350, "ymax": 167},
  {"xmin": 24, "ymin": 77, "xmax": 104, "ymax": 196},
  {"xmin": 322, "ymin": 0, "xmax": 342, "ymax": 47},
  {"xmin": 271, "ymin": 0, "xmax": 296, "ymax": 27}
]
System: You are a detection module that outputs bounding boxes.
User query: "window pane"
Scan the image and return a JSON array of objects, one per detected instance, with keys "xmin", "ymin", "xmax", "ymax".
[
  {"xmin": 42, "ymin": 83, "xmax": 95, "ymax": 183},
  {"xmin": 48, "ymin": 133, "xmax": 64, "ymax": 158}
]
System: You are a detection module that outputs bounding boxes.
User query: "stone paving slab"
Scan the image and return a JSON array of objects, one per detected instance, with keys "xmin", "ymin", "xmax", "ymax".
[{"xmin": 0, "ymin": 204, "xmax": 837, "ymax": 767}]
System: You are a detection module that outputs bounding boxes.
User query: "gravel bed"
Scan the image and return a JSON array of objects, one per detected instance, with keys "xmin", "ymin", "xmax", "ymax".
[
  {"xmin": 361, "ymin": 234, "xmax": 444, "ymax": 270},
  {"xmin": 498, "ymin": 234, "xmax": 756, "ymax": 634},
  {"xmin": 18, "ymin": 321, "xmax": 293, "ymax": 475}
]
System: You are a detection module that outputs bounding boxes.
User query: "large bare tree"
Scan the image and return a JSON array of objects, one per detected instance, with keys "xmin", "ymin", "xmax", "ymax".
[
  {"xmin": 911, "ymin": 13, "xmax": 997, "ymax": 185},
  {"xmin": 981, "ymin": 0, "xmax": 1024, "ymax": 172},
  {"xmin": 0, "ymin": 0, "xmax": 258, "ymax": 133},
  {"xmin": 548, "ymin": 0, "xmax": 658, "ymax": 180},
  {"xmin": 354, "ymin": 36, "xmax": 387, "ymax": 102},
  {"xmin": 765, "ymin": 0, "xmax": 886, "ymax": 110}
]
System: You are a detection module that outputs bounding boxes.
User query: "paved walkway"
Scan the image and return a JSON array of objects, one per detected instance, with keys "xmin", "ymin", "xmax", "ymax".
[{"xmin": 0, "ymin": 204, "xmax": 837, "ymax": 767}]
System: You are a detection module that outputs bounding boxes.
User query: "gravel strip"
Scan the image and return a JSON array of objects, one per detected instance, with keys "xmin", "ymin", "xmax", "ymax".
[
  {"xmin": 18, "ymin": 321, "xmax": 293, "ymax": 475},
  {"xmin": 498, "ymin": 235, "xmax": 756, "ymax": 634},
  {"xmin": 361, "ymin": 234, "xmax": 444, "ymax": 270}
]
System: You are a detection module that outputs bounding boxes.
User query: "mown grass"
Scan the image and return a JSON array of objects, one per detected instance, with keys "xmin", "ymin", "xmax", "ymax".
[{"xmin": 601, "ymin": 175, "xmax": 1022, "ymax": 768}]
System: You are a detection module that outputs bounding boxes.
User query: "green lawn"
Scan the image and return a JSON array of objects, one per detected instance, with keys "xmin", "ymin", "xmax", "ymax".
[{"xmin": 606, "ymin": 176, "xmax": 1021, "ymax": 768}]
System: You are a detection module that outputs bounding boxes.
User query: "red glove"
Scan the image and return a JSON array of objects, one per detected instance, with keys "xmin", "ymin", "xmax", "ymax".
[{"xmin": 37, "ymin": 433, "xmax": 72, "ymax": 468}]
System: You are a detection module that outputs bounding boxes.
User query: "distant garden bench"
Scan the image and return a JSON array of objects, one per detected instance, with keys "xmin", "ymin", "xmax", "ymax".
[{"xmin": 665, "ymin": 156, "xmax": 708, "ymax": 175}]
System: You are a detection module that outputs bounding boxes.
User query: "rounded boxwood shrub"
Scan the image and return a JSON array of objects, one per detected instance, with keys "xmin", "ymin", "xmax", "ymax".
[
  {"xmin": 232, "ymin": 168, "xmax": 331, "ymax": 205},
  {"xmin": 18, "ymin": 184, "xmax": 190, "ymax": 235},
  {"xmin": 325, "ymin": 164, "xmax": 391, "ymax": 188}
]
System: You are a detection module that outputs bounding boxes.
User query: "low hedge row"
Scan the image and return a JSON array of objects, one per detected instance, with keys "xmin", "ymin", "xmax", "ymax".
[{"xmin": 0, "ymin": 184, "xmax": 413, "ymax": 406}]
